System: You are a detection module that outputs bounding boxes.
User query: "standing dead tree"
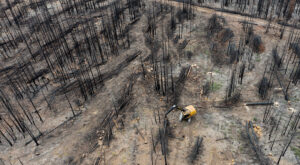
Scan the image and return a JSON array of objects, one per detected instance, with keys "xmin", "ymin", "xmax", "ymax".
[
  {"xmin": 225, "ymin": 67, "xmax": 241, "ymax": 105},
  {"xmin": 172, "ymin": 66, "xmax": 191, "ymax": 105},
  {"xmin": 246, "ymin": 121, "xmax": 272, "ymax": 165},
  {"xmin": 188, "ymin": 136, "xmax": 203, "ymax": 163},
  {"xmin": 99, "ymin": 74, "xmax": 138, "ymax": 146},
  {"xmin": 0, "ymin": 0, "xmax": 144, "ymax": 147}
]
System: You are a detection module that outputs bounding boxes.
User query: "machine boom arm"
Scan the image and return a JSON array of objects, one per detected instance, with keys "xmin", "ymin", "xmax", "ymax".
[{"xmin": 165, "ymin": 105, "xmax": 184, "ymax": 117}]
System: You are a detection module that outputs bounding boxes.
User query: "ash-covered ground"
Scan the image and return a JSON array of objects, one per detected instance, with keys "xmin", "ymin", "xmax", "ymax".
[{"xmin": 0, "ymin": 0, "xmax": 300, "ymax": 164}]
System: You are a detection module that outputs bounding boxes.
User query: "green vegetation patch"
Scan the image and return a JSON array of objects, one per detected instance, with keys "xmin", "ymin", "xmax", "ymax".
[
  {"xmin": 211, "ymin": 82, "xmax": 222, "ymax": 92},
  {"xmin": 255, "ymin": 53, "xmax": 261, "ymax": 62},
  {"xmin": 214, "ymin": 68, "xmax": 221, "ymax": 74},
  {"xmin": 290, "ymin": 96, "xmax": 300, "ymax": 102},
  {"xmin": 291, "ymin": 146, "xmax": 300, "ymax": 158},
  {"xmin": 205, "ymin": 49, "xmax": 211, "ymax": 56},
  {"xmin": 253, "ymin": 117, "xmax": 258, "ymax": 122}
]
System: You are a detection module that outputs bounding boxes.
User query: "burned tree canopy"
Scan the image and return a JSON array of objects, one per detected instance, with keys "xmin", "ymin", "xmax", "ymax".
[{"xmin": 1, "ymin": 0, "xmax": 300, "ymax": 165}]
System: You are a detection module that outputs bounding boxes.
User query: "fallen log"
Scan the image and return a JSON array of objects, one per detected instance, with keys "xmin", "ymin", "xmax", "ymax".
[
  {"xmin": 216, "ymin": 137, "xmax": 229, "ymax": 141},
  {"xmin": 246, "ymin": 102, "xmax": 274, "ymax": 106}
]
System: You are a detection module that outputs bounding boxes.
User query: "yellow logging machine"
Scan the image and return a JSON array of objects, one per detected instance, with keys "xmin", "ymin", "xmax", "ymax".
[{"xmin": 165, "ymin": 105, "xmax": 197, "ymax": 123}]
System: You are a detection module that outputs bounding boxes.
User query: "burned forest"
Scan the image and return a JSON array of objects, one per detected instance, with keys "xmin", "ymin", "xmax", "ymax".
[{"xmin": 1, "ymin": 0, "xmax": 300, "ymax": 164}]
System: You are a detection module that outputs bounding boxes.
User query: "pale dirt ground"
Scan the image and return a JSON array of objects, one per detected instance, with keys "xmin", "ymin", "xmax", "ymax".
[{"xmin": 1, "ymin": 0, "xmax": 300, "ymax": 165}]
